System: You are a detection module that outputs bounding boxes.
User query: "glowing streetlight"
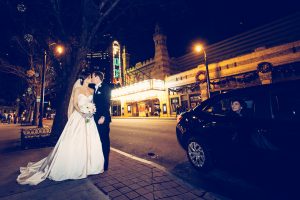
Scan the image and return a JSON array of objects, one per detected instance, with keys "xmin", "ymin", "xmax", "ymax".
[
  {"xmin": 194, "ymin": 44, "xmax": 203, "ymax": 53},
  {"xmin": 194, "ymin": 43, "xmax": 211, "ymax": 98},
  {"xmin": 55, "ymin": 45, "xmax": 65, "ymax": 55}
]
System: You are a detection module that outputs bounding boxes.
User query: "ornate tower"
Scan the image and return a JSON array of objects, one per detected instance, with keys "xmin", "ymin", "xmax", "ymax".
[
  {"xmin": 122, "ymin": 46, "xmax": 130, "ymax": 85},
  {"xmin": 153, "ymin": 24, "xmax": 171, "ymax": 79}
]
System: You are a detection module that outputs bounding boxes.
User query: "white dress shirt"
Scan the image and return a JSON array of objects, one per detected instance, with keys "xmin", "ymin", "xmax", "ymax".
[{"xmin": 95, "ymin": 83, "xmax": 102, "ymax": 93}]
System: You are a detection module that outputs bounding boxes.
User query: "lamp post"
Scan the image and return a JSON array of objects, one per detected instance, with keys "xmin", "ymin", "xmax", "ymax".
[
  {"xmin": 38, "ymin": 50, "xmax": 47, "ymax": 127},
  {"xmin": 38, "ymin": 44, "xmax": 65, "ymax": 128},
  {"xmin": 194, "ymin": 44, "xmax": 211, "ymax": 98}
]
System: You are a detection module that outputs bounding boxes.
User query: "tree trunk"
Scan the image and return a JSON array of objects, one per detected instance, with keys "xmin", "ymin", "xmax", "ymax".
[
  {"xmin": 51, "ymin": 48, "xmax": 88, "ymax": 141},
  {"xmin": 32, "ymin": 86, "xmax": 41, "ymax": 125},
  {"xmin": 51, "ymin": 78, "xmax": 73, "ymax": 141},
  {"xmin": 26, "ymin": 105, "xmax": 34, "ymax": 122},
  {"xmin": 32, "ymin": 100, "xmax": 41, "ymax": 125},
  {"xmin": 32, "ymin": 102, "xmax": 37, "ymax": 125}
]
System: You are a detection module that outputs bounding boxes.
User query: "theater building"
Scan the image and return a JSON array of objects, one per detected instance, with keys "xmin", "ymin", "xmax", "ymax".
[
  {"xmin": 111, "ymin": 13, "xmax": 300, "ymax": 117},
  {"xmin": 111, "ymin": 25, "xmax": 176, "ymax": 117}
]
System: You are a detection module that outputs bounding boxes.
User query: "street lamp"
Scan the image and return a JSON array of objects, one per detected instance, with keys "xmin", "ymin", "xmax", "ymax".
[
  {"xmin": 38, "ymin": 44, "xmax": 65, "ymax": 128},
  {"xmin": 194, "ymin": 44, "xmax": 211, "ymax": 98},
  {"xmin": 55, "ymin": 45, "xmax": 64, "ymax": 55}
]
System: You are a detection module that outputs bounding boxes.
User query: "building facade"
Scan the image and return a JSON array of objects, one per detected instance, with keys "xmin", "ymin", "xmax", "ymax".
[
  {"xmin": 166, "ymin": 40, "xmax": 300, "ymax": 116},
  {"xmin": 111, "ymin": 13, "xmax": 300, "ymax": 117},
  {"xmin": 111, "ymin": 25, "xmax": 175, "ymax": 117}
]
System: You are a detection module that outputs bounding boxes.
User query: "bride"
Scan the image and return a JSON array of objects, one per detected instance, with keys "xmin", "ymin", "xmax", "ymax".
[{"xmin": 17, "ymin": 71, "xmax": 105, "ymax": 185}]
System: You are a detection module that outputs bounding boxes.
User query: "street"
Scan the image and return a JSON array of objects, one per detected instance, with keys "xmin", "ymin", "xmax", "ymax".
[
  {"xmin": 110, "ymin": 119, "xmax": 262, "ymax": 199},
  {"xmin": 1, "ymin": 119, "xmax": 299, "ymax": 200},
  {"xmin": 0, "ymin": 124, "xmax": 23, "ymax": 153},
  {"xmin": 110, "ymin": 119, "xmax": 185, "ymax": 170},
  {"xmin": 109, "ymin": 118, "xmax": 299, "ymax": 200}
]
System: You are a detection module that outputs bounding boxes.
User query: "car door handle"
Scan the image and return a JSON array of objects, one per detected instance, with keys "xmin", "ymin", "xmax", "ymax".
[{"xmin": 202, "ymin": 121, "xmax": 216, "ymax": 128}]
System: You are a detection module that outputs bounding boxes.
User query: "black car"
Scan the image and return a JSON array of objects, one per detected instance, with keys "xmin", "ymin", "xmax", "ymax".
[{"xmin": 176, "ymin": 80, "xmax": 300, "ymax": 171}]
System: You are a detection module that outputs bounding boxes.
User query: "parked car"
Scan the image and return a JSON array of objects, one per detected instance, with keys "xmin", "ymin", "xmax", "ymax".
[{"xmin": 176, "ymin": 80, "xmax": 300, "ymax": 171}]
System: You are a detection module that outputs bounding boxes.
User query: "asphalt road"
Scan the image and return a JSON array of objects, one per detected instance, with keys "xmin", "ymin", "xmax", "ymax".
[{"xmin": 110, "ymin": 119, "xmax": 186, "ymax": 169}]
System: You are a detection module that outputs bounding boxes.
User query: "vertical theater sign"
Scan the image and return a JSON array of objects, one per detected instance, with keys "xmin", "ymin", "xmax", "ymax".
[{"xmin": 112, "ymin": 40, "xmax": 122, "ymax": 85}]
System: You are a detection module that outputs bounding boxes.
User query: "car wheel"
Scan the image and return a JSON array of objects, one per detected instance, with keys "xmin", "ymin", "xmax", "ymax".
[{"xmin": 187, "ymin": 137, "xmax": 213, "ymax": 171}]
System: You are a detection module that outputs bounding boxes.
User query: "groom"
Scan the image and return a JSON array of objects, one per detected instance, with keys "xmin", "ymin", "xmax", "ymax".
[{"xmin": 91, "ymin": 71, "xmax": 112, "ymax": 171}]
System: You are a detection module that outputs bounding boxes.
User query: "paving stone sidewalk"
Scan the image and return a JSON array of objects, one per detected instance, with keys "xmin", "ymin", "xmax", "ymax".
[
  {"xmin": 89, "ymin": 150, "xmax": 229, "ymax": 200},
  {"xmin": 0, "ymin": 179, "xmax": 109, "ymax": 200},
  {"xmin": 0, "ymin": 146, "xmax": 109, "ymax": 200}
]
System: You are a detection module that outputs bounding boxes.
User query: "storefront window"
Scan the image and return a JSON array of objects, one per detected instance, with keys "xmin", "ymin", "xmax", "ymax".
[
  {"xmin": 111, "ymin": 100, "xmax": 121, "ymax": 116},
  {"xmin": 171, "ymin": 97, "xmax": 179, "ymax": 113}
]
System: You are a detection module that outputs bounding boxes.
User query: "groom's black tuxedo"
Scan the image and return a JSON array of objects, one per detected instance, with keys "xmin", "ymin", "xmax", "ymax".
[
  {"xmin": 89, "ymin": 83, "xmax": 112, "ymax": 170},
  {"xmin": 92, "ymin": 83, "xmax": 111, "ymax": 123}
]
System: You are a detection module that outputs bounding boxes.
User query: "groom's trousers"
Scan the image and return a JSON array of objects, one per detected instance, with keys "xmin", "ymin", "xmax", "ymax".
[{"xmin": 97, "ymin": 123, "xmax": 110, "ymax": 170}]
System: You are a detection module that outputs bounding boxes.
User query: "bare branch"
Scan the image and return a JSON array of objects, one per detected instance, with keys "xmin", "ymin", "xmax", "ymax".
[
  {"xmin": 11, "ymin": 36, "xmax": 31, "ymax": 56},
  {"xmin": 87, "ymin": 0, "xmax": 121, "ymax": 46},
  {"xmin": 99, "ymin": 0, "xmax": 109, "ymax": 13},
  {"xmin": 97, "ymin": 2, "xmax": 134, "ymax": 36},
  {"xmin": 0, "ymin": 58, "xmax": 27, "ymax": 79},
  {"xmin": 50, "ymin": 0, "xmax": 66, "ymax": 37}
]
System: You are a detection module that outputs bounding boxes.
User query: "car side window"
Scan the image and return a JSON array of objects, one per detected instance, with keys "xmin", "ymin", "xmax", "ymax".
[
  {"xmin": 272, "ymin": 93, "xmax": 300, "ymax": 120},
  {"xmin": 202, "ymin": 98, "xmax": 231, "ymax": 116},
  {"xmin": 203, "ymin": 96, "xmax": 255, "ymax": 118}
]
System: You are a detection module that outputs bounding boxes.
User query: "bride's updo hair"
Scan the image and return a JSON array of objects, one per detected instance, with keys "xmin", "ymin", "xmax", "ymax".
[{"xmin": 78, "ymin": 70, "xmax": 91, "ymax": 85}]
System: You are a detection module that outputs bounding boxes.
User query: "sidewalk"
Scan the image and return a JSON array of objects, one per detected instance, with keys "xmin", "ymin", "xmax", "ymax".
[
  {"xmin": 0, "ymin": 148, "xmax": 228, "ymax": 200},
  {"xmin": 0, "ymin": 146, "xmax": 109, "ymax": 200},
  {"xmin": 90, "ymin": 149, "xmax": 229, "ymax": 200},
  {"xmin": 0, "ymin": 124, "xmax": 228, "ymax": 200}
]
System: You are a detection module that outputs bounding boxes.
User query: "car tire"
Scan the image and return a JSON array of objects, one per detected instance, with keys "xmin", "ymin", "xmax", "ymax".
[{"xmin": 187, "ymin": 137, "xmax": 213, "ymax": 171}]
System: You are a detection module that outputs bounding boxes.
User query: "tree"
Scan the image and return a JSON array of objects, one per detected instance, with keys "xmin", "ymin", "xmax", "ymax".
[
  {"xmin": 46, "ymin": 0, "xmax": 127, "ymax": 139},
  {"xmin": 1, "ymin": 0, "xmax": 185, "ymax": 139},
  {"xmin": 0, "ymin": 35, "xmax": 59, "ymax": 125}
]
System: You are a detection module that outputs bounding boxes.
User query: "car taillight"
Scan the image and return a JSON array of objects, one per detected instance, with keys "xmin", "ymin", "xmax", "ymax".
[{"xmin": 177, "ymin": 115, "xmax": 183, "ymax": 123}]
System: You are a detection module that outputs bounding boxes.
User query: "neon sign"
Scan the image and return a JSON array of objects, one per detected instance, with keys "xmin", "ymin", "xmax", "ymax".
[{"xmin": 112, "ymin": 41, "xmax": 121, "ymax": 83}]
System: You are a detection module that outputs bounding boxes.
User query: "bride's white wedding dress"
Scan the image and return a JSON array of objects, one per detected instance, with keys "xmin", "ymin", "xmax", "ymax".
[{"xmin": 17, "ymin": 94, "xmax": 104, "ymax": 185}]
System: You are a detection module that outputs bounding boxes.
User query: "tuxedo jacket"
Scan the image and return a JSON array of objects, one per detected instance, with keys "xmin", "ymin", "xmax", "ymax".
[{"xmin": 89, "ymin": 83, "xmax": 112, "ymax": 124}]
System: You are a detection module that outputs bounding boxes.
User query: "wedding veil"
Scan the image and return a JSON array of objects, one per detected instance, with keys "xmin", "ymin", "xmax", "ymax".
[{"xmin": 67, "ymin": 79, "xmax": 81, "ymax": 118}]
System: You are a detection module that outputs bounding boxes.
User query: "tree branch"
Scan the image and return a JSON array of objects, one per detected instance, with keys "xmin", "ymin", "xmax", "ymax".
[
  {"xmin": 0, "ymin": 59, "xmax": 27, "ymax": 79},
  {"xmin": 87, "ymin": 0, "xmax": 121, "ymax": 46},
  {"xmin": 97, "ymin": 2, "xmax": 134, "ymax": 36},
  {"xmin": 11, "ymin": 36, "xmax": 31, "ymax": 56},
  {"xmin": 99, "ymin": 0, "xmax": 109, "ymax": 13},
  {"xmin": 50, "ymin": 0, "xmax": 66, "ymax": 38}
]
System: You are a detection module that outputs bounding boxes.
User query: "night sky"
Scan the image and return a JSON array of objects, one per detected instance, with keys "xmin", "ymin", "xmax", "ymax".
[{"xmin": 0, "ymin": 0, "xmax": 299, "ymax": 104}]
